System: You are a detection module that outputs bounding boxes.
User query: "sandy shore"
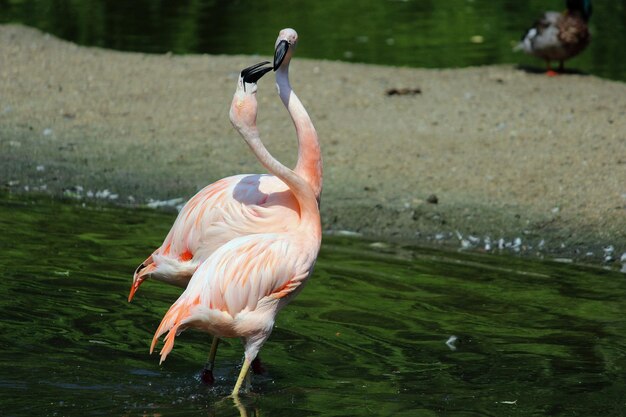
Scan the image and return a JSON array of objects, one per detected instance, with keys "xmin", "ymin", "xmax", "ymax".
[{"xmin": 1, "ymin": 25, "xmax": 625, "ymax": 264}]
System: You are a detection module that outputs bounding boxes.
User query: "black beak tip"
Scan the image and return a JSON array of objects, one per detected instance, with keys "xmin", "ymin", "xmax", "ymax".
[
  {"xmin": 241, "ymin": 61, "xmax": 272, "ymax": 84},
  {"xmin": 273, "ymin": 40, "xmax": 289, "ymax": 71}
]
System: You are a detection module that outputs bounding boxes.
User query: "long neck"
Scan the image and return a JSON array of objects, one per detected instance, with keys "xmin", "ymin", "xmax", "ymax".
[
  {"xmin": 276, "ymin": 65, "xmax": 323, "ymax": 201},
  {"xmin": 238, "ymin": 122, "xmax": 320, "ymax": 230}
]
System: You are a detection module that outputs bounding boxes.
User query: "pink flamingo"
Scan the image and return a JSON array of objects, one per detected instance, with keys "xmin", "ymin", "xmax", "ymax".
[
  {"xmin": 129, "ymin": 28, "xmax": 320, "ymax": 383},
  {"xmin": 273, "ymin": 28, "xmax": 322, "ymax": 200},
  {"xmin": 150, "ymin": 61, "xmax": 321, "ymax": 396},
  {"xmin": 129, "ymin": 29, "xmax": 318, "ymax": 302}
]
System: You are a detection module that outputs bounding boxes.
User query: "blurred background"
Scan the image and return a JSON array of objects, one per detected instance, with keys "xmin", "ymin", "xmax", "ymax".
[{"xmin": 1, "ymin": 0, "xmax": 625, "ymax": 81}]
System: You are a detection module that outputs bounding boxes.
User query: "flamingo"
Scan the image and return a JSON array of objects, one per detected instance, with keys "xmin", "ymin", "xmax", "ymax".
[
  {"xmin": 149, "ymin": 60, "xmax": 322, "ymax": 396},
  {"xmin": 128, "ymin": 28, "xmax": 318, "ymax": 302},
  {"xmin": 273, "ymin": 28, "xmax": 322, "ymax": 200},
  {"xmin": 128, "ymin": 28, "xmax": 320, "ymax": 383}
]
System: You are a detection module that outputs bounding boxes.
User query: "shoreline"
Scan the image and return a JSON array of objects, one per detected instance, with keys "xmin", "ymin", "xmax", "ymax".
[{"xmin": 1, "ymin": 25, "xmax": 625, "ymax": 267}]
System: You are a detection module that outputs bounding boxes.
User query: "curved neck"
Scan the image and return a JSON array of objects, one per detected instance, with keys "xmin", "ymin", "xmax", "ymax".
[
  {"xmin": 238, "ymin": 122, "xmax": 320, "ymax": 230},
  {"xmin": 276, "ymin": 65, "xmax": 323, "ymax": 201}
]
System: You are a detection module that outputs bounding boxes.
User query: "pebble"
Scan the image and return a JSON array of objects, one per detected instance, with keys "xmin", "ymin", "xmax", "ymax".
[
  {"xmin": 95, "ymin": 189, "xmax": 111, "ymax": 199},
  {"xmin": 369, "ymin": 242, "xmax": 389, "ymax": 249},
  {"xmin": 329, "ymin": 230, "xmax": 362, "ymax": 237},
  {"xmin": 604, "ymin": 245, "xmax": 615, "ymax": 263},
  {"xmin": 554, "ymin": 258, "xmax": 574, "ymax": 264},
  {"xmin": 445, "ymin": 335, "xmax": 458, "ymax": 351},
  {"xmin": 146, "ymin": 197, "xmax": 184, "ymax": 209},
  {"xmin": 426, "ymin": 194, "xmax": 438, "ymax": 204}
]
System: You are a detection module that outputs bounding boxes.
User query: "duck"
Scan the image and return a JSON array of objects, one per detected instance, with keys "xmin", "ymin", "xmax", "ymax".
[{"xmin": 516, "ymin": 0, "xmax": 592, "ymax": 75}]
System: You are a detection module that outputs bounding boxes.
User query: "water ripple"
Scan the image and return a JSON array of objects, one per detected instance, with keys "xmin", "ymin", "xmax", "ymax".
[{"xmin": 0, "ymin": 195, "xmax": 625, "ymax": 416}]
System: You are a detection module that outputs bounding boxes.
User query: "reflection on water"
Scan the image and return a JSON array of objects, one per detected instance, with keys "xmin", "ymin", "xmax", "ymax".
[
  {"xmin": 0, "ymin": 194, "xmax": 625, "ymax": 416},
  {"xmin": 1, "ymin": 0, "xmax": 626, "ymax": 81}
]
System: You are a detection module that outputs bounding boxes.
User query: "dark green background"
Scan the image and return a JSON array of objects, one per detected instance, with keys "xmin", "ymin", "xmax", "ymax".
[{"xmin": 1, "ymin": 0, "xmax": 625, "ymax": 81}]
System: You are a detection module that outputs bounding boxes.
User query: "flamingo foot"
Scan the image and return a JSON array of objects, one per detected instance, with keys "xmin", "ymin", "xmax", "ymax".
[
  {"xmin": 200, "ymin": 336, "xmax": 220, "ymax": 385},
  {"xmin": 545, "ymin": 70, "xmax": 559, "ymax": 77},
  {"xmin": 201, "ymin": 367, "xmax": 215, "ymax": 385},
  {"xmin": 251, "ymin": 357, "xmax": 265, "ymax": 375}
]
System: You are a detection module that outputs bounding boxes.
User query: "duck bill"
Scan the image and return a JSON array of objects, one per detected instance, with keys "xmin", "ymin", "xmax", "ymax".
[{"xmin": 274, "ymin": 40, "xmax": 289, "ymax": 70}]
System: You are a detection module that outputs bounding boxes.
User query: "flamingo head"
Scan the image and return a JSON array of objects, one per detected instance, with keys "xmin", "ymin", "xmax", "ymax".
[
  {"xmin": 230, "ymin": 61, "xmax": 272, "ymax": 130},
  {"xmin": 274, "ymin": 28, "xmax": 298, "ymax": 70},
  {"xmin": 237, "ymin": 61, "xmax": 273, "ymax": 95}
]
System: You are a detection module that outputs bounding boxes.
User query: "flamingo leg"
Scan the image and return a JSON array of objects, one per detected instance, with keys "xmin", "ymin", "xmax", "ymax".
[
  {"xmin": 231, "ymin": 357, "xmax": 252, "ymax": 397},
  {"xmin": 231, "ymin": 395, "xmax": 249, "ymax": 417},
  {"xmin": 245, "ymin": 367, "xmax": 252, "ymax": 390},
  {"xmin": 201, "ymin": 337, "xmax": 220, "ymax": 384},
  {"xmin": 251, "ymin": 356, "xmax": 265, "ymax": 374}
]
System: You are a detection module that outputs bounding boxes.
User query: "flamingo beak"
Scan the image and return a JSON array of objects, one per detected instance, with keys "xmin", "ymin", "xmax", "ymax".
[
  {"xmin": 128, "ymin": 261, "xmax": 153, "ymax": 302},
  {"xmin": 128, "ymin": 275, "xmax": 145, "ymax": 302},
  {"xmin": 241, "ymin": 61, "xmax": 273, "ymax": 84},
  {"xmin": 274, "ymin": 40, "xmax": 289, "ymax": 70}
]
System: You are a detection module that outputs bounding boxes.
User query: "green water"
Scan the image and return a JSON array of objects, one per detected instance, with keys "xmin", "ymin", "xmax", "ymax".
[
  {"xmin": 1, "ymin": 0, "xmax": 626, "ymax": 81},
  {"xmin": 1, "ymin": 194, "xmax": 625, "ymax": 416}
]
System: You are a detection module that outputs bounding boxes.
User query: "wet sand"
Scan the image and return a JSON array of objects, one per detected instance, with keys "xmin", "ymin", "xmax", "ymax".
[{"xmin": 1, "ymin": 25, "xmax": 625, "ymax": 264}]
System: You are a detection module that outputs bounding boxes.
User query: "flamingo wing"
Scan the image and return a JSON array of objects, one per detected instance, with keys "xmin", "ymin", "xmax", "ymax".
[
  {"xmin": 159, "ymin": 174, "xmax": 298, "ymax": 258},
  {"xmin": 151, "ymin": 232, "xmax": 314, "ymax": 362},
  {"xmin": 131, "ymin": 174, "xmax": 300, "ymax": 298}
]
